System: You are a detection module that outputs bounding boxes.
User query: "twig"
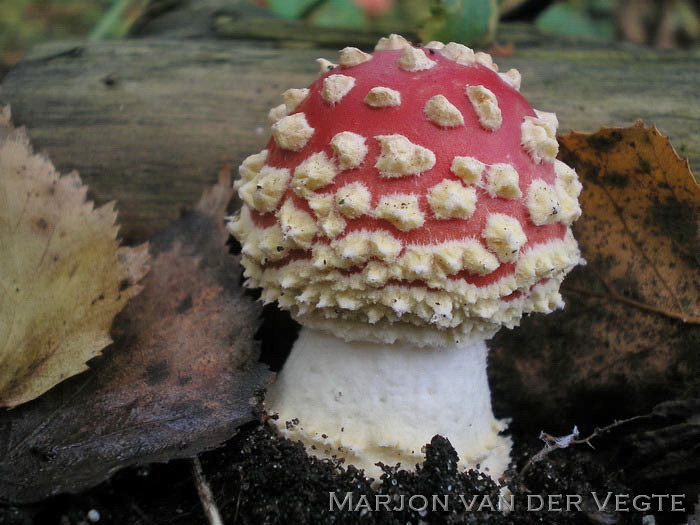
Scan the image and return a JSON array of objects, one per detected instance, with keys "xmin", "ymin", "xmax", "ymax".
[
  {"xmin": 192, "ymin": 457, "xmax": 223, "ymax": 525},
  {"xmin": 495, "ymin": 413, "xmax": 652, "ymax": 496},
  {"xmin": 233, "ymin": 470, "xmax": 243, "ymax": 524},
  {"xmin": 563, "ymin": 285, "xmax": 700, "ymax": 324},
  {"xmin": 521, "ymin": 414, "xmax": 650, "ymax": 482}
]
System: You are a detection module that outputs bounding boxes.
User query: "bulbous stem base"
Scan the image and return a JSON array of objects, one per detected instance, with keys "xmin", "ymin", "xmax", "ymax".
[{"xmin": 265, "ymin": 327, "xmax": 512, "ymax": 481}]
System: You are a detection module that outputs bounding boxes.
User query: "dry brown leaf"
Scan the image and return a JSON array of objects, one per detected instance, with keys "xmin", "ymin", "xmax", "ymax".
[
  {"xmin": 560, "ymin": 122, "xmax": 699, "ymax": 324},
  {"xmin": 0, "ymin": 107, "xmax": 149, "ymax": 408},
  {"xmin": 490, "ymin": 122, "xmax": 699, "ymax": 428},
  {"xmin": 0, "ymin": 165, "xmax": 272, "ymax": 503}
]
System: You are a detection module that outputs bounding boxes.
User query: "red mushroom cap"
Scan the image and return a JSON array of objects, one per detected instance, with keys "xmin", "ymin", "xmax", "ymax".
[{"xmin": 229, "ymin": 36, "xmax": 583, "ymax": 345}]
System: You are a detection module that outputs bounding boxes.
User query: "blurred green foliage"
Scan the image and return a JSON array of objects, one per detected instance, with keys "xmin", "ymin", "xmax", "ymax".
[
  {"xmin": 535, "ymin": 0, "xmax": 614, "ymax": 39},
  {"xmin": 0, "ymin": 0, "xmax": 146, "ymax": 64},
  {"xmin": 1, "ymin": 0, "xmax": 697, "ymax": 69},
  {"xmin": 263, "ymin": 0, "xmax": 621, "ymax": 45},
  {"xmin": 536, "ymin": 0, "xmax": 700, "ymax": 46},
  {"xmin": 264, "ymin": 0, "xmax": 508, "ymax": 46},
  {"xmin": 420, "ymin": 0, "xmax": 499, "ymax": 47},
  {"xmin": 263, "ymin": 0, "xmax": 700, "ymax": 48},
  {"xmin": 268, "ymin": 0, "xmax": 363, "ymax": 26}
]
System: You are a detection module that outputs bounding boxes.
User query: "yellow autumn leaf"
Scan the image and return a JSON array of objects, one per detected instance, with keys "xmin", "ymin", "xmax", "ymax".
[{"xmin": 0, "ymin": 107, "xmax": 149, "ymax": 408}]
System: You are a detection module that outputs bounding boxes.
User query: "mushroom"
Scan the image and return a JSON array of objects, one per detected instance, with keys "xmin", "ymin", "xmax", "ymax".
[{"xmin": 228, "ymin": 35, "xmax": 584, "ymax": 479}]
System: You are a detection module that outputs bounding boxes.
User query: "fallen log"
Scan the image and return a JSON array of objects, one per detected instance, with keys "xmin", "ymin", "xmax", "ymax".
[{"xmin": 0, "ymin": 23, "xmax": 697, "ymax": 240}]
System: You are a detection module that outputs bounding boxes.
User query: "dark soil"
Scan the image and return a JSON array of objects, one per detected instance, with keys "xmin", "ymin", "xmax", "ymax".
[{"xmin": 2, "ymin": 407, "xmax": 697, "ymax": 525}]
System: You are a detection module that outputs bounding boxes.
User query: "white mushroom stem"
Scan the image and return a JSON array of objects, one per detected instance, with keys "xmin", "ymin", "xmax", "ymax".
[{"xmin": 265, "ymin": 326, "xmax": 512, "ymax": 480}]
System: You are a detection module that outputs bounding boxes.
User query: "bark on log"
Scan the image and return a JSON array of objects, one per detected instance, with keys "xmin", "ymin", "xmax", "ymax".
[{"xmin": 0, "ymin": 25, "xmax": 698, "ymax": 240}]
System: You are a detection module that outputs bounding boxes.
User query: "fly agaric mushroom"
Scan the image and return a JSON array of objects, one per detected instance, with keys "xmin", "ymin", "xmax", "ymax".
[{"xmin": 228, "ymin": 35, "xmax": 583, "ymax": 479}]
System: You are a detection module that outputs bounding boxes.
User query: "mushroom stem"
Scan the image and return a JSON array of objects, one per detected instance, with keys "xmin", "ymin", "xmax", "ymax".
[{"xmin": 265, "ymin": 327, "xmax": 512, "ymax": 480}]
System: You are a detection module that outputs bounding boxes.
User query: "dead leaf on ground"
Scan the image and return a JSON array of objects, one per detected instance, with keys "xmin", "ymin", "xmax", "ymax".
[
  {"xmin": 0, "ymin": 106, "xmax": 149, "ymax": 408},
  {"xmin": 560, "ymin": 122, "xmax": 699, "ymax": 324},
  {"xmin": 0, "ymin": 164, "xmax": 272, "ymax": 503},
  {"xmin": 490, "ymin": 122, "xmax": 700, "ymax": 428}
]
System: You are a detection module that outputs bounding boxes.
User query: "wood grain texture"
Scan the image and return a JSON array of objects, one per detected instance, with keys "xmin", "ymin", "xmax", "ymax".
[
  {"xmin": 0, "ymin": 40, "xmax": 317, "ymax": 241},
  {"xmin": 0, "ymin": 25, "xmax": 697, "ymax": 240}
]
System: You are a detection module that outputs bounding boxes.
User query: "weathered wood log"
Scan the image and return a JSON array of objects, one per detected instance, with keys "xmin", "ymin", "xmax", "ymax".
[
  {"xmin": 1, "ymin": 25, "xmax": 697, "ymax": 240},
  {"xmin": 0, "ymin": 40, "xmax": 317, "ymax": 241}
]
